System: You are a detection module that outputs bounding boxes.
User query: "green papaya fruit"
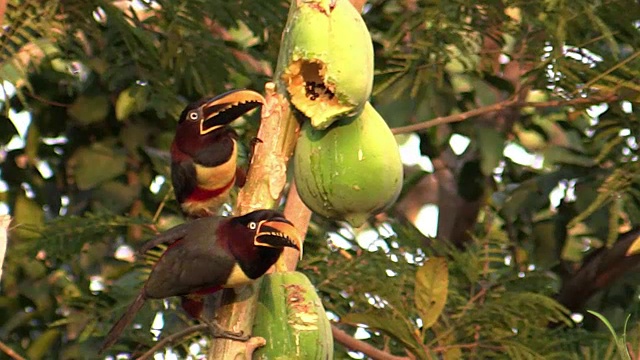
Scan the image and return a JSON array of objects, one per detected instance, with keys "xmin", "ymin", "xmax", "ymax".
[
  {"xmin": 294, "ymin": 102, "xmax": 403, "ymax": 227},
  {"xmin": 253, "ymin": 271, "xmax": 333, "ymax": 360},
  {"xmin": 276, "ymin": 0, "xmax": 374, "ymax": 130}
]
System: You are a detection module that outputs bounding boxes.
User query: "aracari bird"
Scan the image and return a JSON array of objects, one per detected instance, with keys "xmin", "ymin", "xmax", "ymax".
[{"xmin": 99, "ymin": 210, "xmax": 302, "ymax": 353}]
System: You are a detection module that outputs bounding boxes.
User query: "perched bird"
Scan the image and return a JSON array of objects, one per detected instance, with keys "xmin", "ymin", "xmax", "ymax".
[
  {"xmin": 99, "ymin": 210, "xmax": 302, "ymax": 353},
  {"xmin": 171, "ymin": 89, "xmax": 265, "ymax": 218}
]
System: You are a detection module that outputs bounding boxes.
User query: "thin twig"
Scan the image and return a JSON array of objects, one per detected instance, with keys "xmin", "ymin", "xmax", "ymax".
[
  {"xmin": 573, "ymin": 50, "xmax": 640, "ymax": 96},
  {"xmin": 0, "ymin": 340, "xmax": 26, "ymax": 360},
  {"xmin": 431, "ymin": 342, "xmax": 503, "ymax": 352},
  {"xmin": 279, "ymin": 182, "xmax": 312, "ymax": 271},
  {"xmin": 332, "ymin": 325, "xmax": 410, "ymax": 360},
  {"xmin": 0, "ymin": 215, "xmax": 10, "ymax": 283},
  {"xmin": 25, "ymin": 92, "xmax": 72, "ymax": 107},
  {"xmin": 136, "ymin": 324, "xmax": 209, "ymax": 360},
  {"xmin": 390, "ymin": 94, "xmax": 619, "ymax": 135},
  {"xmin": 152, "ymin": 188, "xmax": 173, "ymax": 224}
]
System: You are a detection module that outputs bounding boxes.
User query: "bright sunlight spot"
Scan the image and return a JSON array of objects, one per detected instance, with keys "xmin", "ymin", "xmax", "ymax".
[
  {"xmin": 504, "ymin": 143, "xmax": 542, "ymax": 169},
  {"xmin": 151, "ymin": 312, "xmax": 164, "ymax": 338},
  {"xmin": 397, "ymin": 133, "xmax": 434, "ymax": 172},
  {"xmin": 414, "ymin": 204, "xmax": 439, "ymax": 237},
  {"xmin": 149, "ymin": 175, "xmax": 166, "ymax": 194},
  {"xmin": 571, "ymin": 313, "xmax": 584, "ymax": 323},
  {"xmin": 586, "ymin": 103, "xmax": 608, "ymax": 121},
  {"xmin": 449, "ymin": 133, "xmax": 471, "ymax": 155},
  {"xmin": 327, "ymin": 232, "xmax": 353, "ymax": 250},
  {"xmin": 356, "ymin": 229, "xmax": 388, "ymax": 252},
  {"xmin": 354, "ymin": 327, "xmax": 371, "ymax": 340},
  {"xmin": 89, "ymin": 275, "xmax": 105, "ymax": 292}
]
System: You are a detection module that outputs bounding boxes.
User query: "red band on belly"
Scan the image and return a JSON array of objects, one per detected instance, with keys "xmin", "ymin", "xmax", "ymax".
[{"xmin": 186, "ymin": 175, "xmax": 236, "ymax": 202}]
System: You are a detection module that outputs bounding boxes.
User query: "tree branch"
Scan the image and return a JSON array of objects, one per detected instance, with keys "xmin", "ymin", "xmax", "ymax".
[
  {"xmin": 0, "ymin": 340, "xmax": 25, "ymax": 360},
  {"xmin": 557, "ymin": 227, "xmax": 640, "ymax": 312},
  {"xmin": 208, "ymin": 81, "xmax": 300, "ymax": 359},
  {"xmin": 390, "ymin": 94, "xmax": 620, "ymax": 135},
  {"xmin": 332, "ymin": 325, "xmax": 410, "ymax": 360}
]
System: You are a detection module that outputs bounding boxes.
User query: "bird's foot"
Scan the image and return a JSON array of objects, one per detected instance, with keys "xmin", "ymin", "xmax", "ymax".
[
  {"xmin": 249, "ymin": 137, "xmax": 263, "ymax": 160},
  {"xmin": 206, "ymin": 320, "xmax": 250, "ymax": 342}
]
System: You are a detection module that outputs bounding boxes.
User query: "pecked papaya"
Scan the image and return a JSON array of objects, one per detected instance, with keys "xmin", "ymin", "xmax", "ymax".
[{"xmin": 276, "ymin": 0, "xmax": 374, "ymax": 130}]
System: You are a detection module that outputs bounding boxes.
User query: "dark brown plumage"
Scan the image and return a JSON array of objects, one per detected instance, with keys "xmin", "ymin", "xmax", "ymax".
[{"xmin": 99, "ymin": 210, "xmax": 302, "ymax": 353}]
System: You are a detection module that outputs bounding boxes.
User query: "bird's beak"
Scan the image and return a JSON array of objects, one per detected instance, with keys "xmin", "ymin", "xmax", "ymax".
[
  {"xmin": 254, "ymin": 218, "xmax": 304, "ymax": 259},
  {"xmin": 200, "ymin": 89, "xmax": 266, "ymax": 135}
]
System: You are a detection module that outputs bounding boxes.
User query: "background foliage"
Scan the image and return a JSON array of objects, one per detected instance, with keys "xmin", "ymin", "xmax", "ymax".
[{"xmin": 1, "ymin": 0, "xmax": 640, "ymax": 359}]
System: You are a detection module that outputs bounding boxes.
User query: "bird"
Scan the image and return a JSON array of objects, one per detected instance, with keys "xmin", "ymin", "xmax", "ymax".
[
  {"xmin": 171, "ymin": 89, "xmax": 265, "ymax": 218},
  {"xmin": 99, "ymin": 209, "xmax": 302, "ymax": 353}
]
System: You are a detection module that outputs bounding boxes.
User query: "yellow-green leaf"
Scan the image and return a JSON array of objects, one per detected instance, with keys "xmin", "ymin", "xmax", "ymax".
[
  {"xmin": 415, "ymin": 257, "xmax": 448, "ymax": 329},
  {"xmin": 626, "ymin": 235, "xmax": 640, "ymax": 256},
  {"xmin": 27, "ymin": 329, "xmax": 60, "ymax": 360},
  {"xmin": 12, "ymin": 194, "xmax": 44, "ymax": 240},
  {"xmin": 115, "ymin": 86, "xmax": 148, "ymax": 121}
]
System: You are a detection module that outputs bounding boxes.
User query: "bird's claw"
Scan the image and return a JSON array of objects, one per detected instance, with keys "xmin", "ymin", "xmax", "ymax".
[{"xmin": 207, "ymin": 321, "xmax": 251, "ymax": 342}]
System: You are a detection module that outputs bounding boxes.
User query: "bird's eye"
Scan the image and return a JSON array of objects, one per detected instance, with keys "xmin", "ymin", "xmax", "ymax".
[
  {"xmin": 188, "ymin": 111, "xmax": 199, "ymax": 121},
  {"xmin": 248, "ymin": 222, "xmax": 257, "ymax": 230}
]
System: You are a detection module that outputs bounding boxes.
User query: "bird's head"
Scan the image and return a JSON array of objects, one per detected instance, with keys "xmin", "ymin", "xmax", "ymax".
[
  {"xmin": 233, "ymin": 210, "xmax": 303, "ymax": 255},
  {"xmin": 177, "ymin": 89, "xmax": 265, "ymax": 137}
]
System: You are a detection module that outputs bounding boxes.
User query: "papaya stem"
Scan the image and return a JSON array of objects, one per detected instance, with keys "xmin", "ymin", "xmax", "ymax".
[{"xmin": 277, "ymin": 182, "xmax": 312, "ymax": 271}]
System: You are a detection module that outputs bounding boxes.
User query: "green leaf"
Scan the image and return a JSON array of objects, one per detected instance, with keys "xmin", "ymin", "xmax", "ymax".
[
  {"xmin": 476, "ymin": 127, "xmax": 505, "ymax": 176},
  {"xmin": 342, "ymin": 311, "xmax": 427, "ymax": 360},
  {"xmin": 27, "ymin": 329, "xmax": 60, "ymax": 360},
  {"xmin": 92, "ymin": 180, "xmax": 140, "ymax": 213},
  {"xmin": 543, "ymin": 146, "xmax": 595, "ymax": 167},
  {"xmin": 12, "ymin": 194, "xmax": 44, "ymax": 240},
  {"xmin": 24, "ymin": 122, "xmax": 40, "ymax": 161},
  {"xmin": 532, "ymin": 220, "xmax": 560, "ymax": 269},
  {"xmin": 71, "ymin": 143, "xmax": 127, "ymax": 190},
  {"xmin": 415, "ymin": 257, "xmax": 448, "ymax": 330},
  {"xmin": 587, "ymin": 310, "xmax": 632, "ymax": 360},
  {"xmin": 67, "ymin": 95, "xmax": 110, "ymax": 125}
]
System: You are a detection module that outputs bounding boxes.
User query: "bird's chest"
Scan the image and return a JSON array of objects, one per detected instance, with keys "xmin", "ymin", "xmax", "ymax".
[
  {"xmin": 222, "ymin": 263, "xmax": 255, "ymax": 288},
  {"xmin": 194, "ymin": 143, "xmax": 238, "ymax": 190}
]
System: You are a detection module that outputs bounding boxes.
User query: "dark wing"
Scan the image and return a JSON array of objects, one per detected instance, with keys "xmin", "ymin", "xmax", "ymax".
[
  {"xmin": 137, "ymin": 222, "xmax": 191, "ymax": 255},
  {"xmin": 171, "ymin": 158, "xmax": 198, "ymax": 203},
  {"xmin": 144, "ymin": 243, "xmax": 235, "ymax": 298}
]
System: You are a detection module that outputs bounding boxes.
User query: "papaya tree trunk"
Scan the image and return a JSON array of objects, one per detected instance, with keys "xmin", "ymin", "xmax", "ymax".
[{"xmin": 207, "ymin": 83, "xmax": 300, "ymax": 359}]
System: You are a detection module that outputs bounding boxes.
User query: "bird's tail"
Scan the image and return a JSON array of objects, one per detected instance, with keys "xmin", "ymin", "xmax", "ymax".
[{"xmin": 99, "ymin": 291, "xmax": 147, "ymax": 354}]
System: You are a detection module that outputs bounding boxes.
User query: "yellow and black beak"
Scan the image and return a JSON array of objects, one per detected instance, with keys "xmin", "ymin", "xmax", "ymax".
[
  {"xmin": 200, "ymin": 89, "xmax": 266, "ymax": 135},
  {"xmin": 253, "ymin": 218, "xmax": 303, "ymax": 258}
]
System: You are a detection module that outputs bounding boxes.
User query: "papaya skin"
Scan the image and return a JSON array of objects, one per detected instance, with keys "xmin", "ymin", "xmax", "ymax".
[
  {"xmin": 252, "ymin": 272, "xmax": 333, "ymax": 360},
  {"xmin": 294, "ymin": 102, "xmax": 404, "ymax": 227}
]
